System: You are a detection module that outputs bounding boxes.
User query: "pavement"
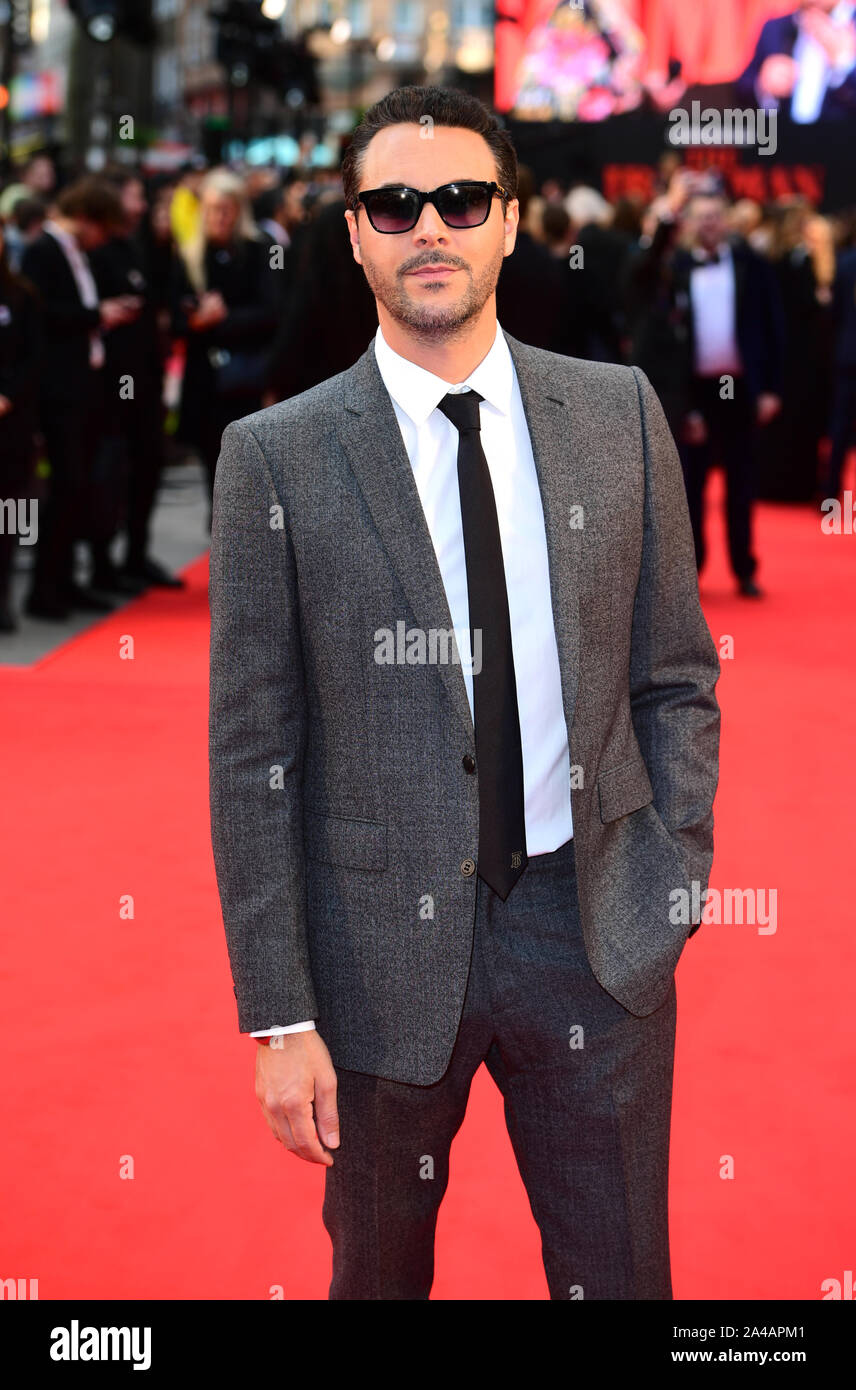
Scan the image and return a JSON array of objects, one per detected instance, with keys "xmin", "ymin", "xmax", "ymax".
[{"xmin": 0, "ymin": 456, "xmax": 211, "ymax": 667}]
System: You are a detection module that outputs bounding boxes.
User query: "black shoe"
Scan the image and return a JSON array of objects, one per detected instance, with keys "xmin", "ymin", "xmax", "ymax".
[
  {"xmin": 738, "ymin": 578, "xmax": 764, "ymax": 598},
  {"xmin": 91, "ymin": 564, "xmax": 148, "ymax": 596},
  {"xmin": 26, "ymin": 592, "xmax": 71, "ymax": 621},
  {"xmin": 64, "ymin": 583, "xmax": 115, "ymax": 612},
  {"xmin": 123, "ymin": 556, "xmax": 186, "ymax": 589},
  {"xmin": 0, "ymin": 603, "xmax": 17, "ymax": 632}
]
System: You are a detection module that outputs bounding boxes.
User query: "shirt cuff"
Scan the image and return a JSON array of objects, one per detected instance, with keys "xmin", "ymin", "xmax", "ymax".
[{"xmin": 250, "ymin": 1021, "xmax": 317, "ymax": 1036}]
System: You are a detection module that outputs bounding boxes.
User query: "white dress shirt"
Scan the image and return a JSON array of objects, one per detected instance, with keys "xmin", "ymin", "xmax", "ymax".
[
  {"xmin": 689, "ymin": 243, "xmax": 742, "ymax": 379},
  {"xmin": 253, "ymin": 318, "xmax": 573, "ymax": 1037},
  {"xmin": 791, "ymin": 2, "xmax": 856, "ymax": 124},
  {"xmin": 42, "ymin": 219, "xmax": 105, "ymax": 369}
]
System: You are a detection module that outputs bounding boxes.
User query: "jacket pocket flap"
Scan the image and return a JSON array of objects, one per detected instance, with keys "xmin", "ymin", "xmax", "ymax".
[
  {"xmin": 304, "ymin": 811, "xmax": 388, "ymax": 870},
  {"xmin": 597, "ymin": 756, "xmax": 654, "ymax": 823}
]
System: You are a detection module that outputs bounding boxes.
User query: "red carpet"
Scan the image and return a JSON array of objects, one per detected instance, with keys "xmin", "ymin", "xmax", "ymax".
[{"xmin": 1, "ymin": 469, "xmax": 854, "ymax": 1299}]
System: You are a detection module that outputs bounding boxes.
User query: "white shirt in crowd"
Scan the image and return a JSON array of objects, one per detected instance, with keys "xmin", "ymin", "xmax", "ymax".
[{"xmin": 689, "ymin": 243, "xmax": 743, "ymax": 379}]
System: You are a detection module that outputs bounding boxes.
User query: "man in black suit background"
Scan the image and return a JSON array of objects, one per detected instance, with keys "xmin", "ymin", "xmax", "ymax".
[
  {"xmin": 665, "ymin": 193, "xmax": 785, "ymax": 597},
  {"xmin": 21, "ymin": 177, "xmax": 142, "ymax": 620},
  {"xmin": 495, "ymin": 166, "xmax": 570, "ymax": 353},
  {"xmin": 822, "ymin": 242, "xmax": 856, "ymax": 498}
]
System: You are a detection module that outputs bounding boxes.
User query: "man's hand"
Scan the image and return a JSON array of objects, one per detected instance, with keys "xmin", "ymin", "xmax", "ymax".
[
  {"xmin": 756, "ymin": 392, "xmax": 782, "ymax": 426},
  {"xmin": 188, "ymin": 290, "xmax": 227, "ymax": 330},
  {"xmin": 801, "ymin": 9, "xmax": 856, "ymax": 67},
  {"xmin": 682, "ymin": 411, "xmax": 708, "ymax": 446},
  {"xmin": 99, "ymin": 295, "xmax": 143, "ymax": 328},
  {"xmin": 255, "ymin": 1030, "xmax": 340, "ymax": 1165},
  {"xmin": 758, "ymin": 54, "xmax": 797, "ymax": 98}
]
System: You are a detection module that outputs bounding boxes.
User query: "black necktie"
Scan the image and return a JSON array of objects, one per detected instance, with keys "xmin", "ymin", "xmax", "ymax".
[{"xmin": 437, "ymin": 389, "xmax": 528, "ymax": 900}]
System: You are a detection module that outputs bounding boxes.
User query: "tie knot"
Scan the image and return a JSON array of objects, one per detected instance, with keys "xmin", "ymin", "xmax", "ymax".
[{"xmin": 437, "ymin": 389, "xmax": 484, "ymax": 434}]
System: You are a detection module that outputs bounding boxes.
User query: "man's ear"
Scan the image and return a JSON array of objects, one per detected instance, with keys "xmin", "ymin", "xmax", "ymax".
[
  {"xmin": 344, "ymin": 208, "xmax": 363, "ymax": 266},
  {"xmin": 503, "ymin": 197, "xmax": 520, "ymax": 257}
]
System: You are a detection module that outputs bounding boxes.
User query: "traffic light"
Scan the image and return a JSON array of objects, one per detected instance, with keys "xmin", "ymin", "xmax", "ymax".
[
  {"xmin": 66, "ymin": 0, "xmax": 156, "ymax": 45},
  {"xmin": 211, "ymin": 1, "xmax": 277, "ymax": 86},
  {"xmin": 209, "ymin": 2, "xmax": 320, "ymax": 105},
  {"xmin": 9, "ymin": 0, "xmax": 34, "ymax": 52}
]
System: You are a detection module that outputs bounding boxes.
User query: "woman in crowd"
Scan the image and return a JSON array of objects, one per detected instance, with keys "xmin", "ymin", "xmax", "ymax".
[
  {"xmin": 171, "ymin": 169, "xmax": 278, "ymax": 524},
  {"xmin": 759, "ymin": 199, "xmax": 835, "ymax": 501}
]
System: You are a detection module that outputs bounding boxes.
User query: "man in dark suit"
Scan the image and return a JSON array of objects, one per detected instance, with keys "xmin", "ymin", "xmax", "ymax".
[
  {"xmin": 90, "ymin": 171, "xmax": 184, "ymax": 591},
  {"xmin": 738, "ymin": 1, "xmax": 856, "ymax": 122},
  {"xmin": 21, "ymin": 177, "xmax": 142, "ymax": 620},
  {"xmin": 822, "ymin": 244, "xmax": 856, "ymax": 498},
  {"xmin": 264, "ymin": 197, "xmax": 378, "ymax": 403},
  {"xmin": 668, "ymin": 193, "xmax": 785, "ymax": 596},
  {"xmin": 495, "ymin": 165, "xmax": 570, "ymax": 353},
  {"xmin": 209, "ymin": 85, "xmax": 721, "ymax": 1300}
]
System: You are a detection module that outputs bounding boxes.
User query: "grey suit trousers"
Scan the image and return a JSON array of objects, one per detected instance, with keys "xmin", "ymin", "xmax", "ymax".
[{"xmin": 321, "ymin": 836, "xmax": 677, "ymax": 1300}]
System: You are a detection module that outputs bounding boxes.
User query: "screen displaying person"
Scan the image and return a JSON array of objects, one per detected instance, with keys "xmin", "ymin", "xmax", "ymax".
[
  {"xmin": 738, "ymin": 1, "xmax": 856, "ymax": 122},
  {"xmin": 511, "ymin": 0, "xmax": 646, "ymax": 120}
]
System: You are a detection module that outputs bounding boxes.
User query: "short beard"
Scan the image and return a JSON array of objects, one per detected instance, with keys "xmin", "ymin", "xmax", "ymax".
[{"xmin": 360, "ymin": 240, "xmax": 506, "ymax": 345}]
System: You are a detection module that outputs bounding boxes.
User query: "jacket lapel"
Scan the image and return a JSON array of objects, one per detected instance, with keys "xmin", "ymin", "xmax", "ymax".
[
  {"xmin": 337, "ymin": 342, "xmax": 474, "ymax": 737},
  {"xmin": 336, "ymin": 330, "xmax": 582, "ymax": 743}
]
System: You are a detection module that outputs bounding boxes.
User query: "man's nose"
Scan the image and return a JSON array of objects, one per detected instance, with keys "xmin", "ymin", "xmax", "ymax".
[{"xmin": 411, "ymin": 200, "xmax": 449, "ymax": 242}]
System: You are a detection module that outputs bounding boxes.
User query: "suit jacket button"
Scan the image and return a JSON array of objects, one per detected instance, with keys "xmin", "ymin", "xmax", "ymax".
[
  {"xmin": 462, "ymin": 754, "xmax": 476, "ymax": 773},
  {"xmin": 461, "ymin": 858, "xmax": 476, "ymax": 876}
]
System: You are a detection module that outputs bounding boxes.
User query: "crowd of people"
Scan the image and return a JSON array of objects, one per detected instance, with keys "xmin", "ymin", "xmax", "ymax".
[{"xmin": 0, "ymin": 145, "xmax": 854, "ymax": 629}]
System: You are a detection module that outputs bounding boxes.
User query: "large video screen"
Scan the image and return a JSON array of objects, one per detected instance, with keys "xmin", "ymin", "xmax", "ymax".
[{"xmin": 496, "ymin": 0, "xmax": 856, "ymax": 124}]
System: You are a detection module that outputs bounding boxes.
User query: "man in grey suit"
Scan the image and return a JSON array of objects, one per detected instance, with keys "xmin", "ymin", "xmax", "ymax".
[{"xmin": 209, "ymin": 84, "xmax": 721, "ymax": 1300}]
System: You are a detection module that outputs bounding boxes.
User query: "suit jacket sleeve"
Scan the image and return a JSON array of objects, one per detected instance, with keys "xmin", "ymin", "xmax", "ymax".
[
  {"xmin": 628, "ymin": 367, "xmax": 721, "ymax": 926},
  {"xmin": 755, "ymin": 254, "xmax": 786, "ymax": 397},
  {"xmin": 209, "ymin": 419, "xmax": 320, "ymax": 1031},
  {"xmin": 21, "ymin": 240, "xmax": 101, "ymax": 338},
  {"xmin": 736, "ymin": 19, "xmax": 784, "ymax": 105}
]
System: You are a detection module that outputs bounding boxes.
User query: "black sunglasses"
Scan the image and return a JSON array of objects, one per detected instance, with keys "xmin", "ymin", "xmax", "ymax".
[{"xmin": 354, "ymin": 181, "xmax": 510, "ymax": 234}]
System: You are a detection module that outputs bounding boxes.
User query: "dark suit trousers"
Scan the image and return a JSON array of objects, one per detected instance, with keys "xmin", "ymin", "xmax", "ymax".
[
  {"xmin": 824, "ymin": 365, "xmax": 856, "ymax": 498},
  {"xmin": 119, "ymin": 388, "xmax": 167, "ymax": 568},
  {"xmin": 31, "ymin": 375, "xmax": 105, "ymax": 602},
  {"xmin": 679, "ymin": 375, "xmax": 759, "ymax": 582},
  {"xmin": 321, "ymin": 837, "xmax": 677, "ymax": 1300}
]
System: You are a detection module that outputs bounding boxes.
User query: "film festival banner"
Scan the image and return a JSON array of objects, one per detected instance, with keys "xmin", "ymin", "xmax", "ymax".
[{"xmin": 496, "ymin": 0, "xmax": 856, "ymax": 208}]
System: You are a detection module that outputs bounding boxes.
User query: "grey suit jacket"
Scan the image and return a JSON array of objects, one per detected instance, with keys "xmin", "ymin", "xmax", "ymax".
[{"xmin": 209, "ymin": 328, "xmax": 721, "ymax": 1085}]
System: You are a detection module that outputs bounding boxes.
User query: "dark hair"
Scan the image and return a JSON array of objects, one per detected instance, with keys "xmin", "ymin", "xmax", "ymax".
[
  {"xmin": 685, "ymin": 188, "xmax": 729, "ymax": 217},
  {"xmin": 102, "ymin": 167, "xmax": 145, "ymax": 192},
  {"xmin": 541, "ymin": 203, "xmax": 571, "ymax": 244},
  {"xmin": 253, "ymin": 186, "xmax": 283, "ymax": 223},
  {"xmin": 516, "ymin": 164, "xmax": 535, "ymax": 219},
  {"xmin": 612, "ymin": 196, "xmax": 642, "ymax": 239},
  {"xmin": 12, "ymin": 196, "xmax": 47, "ymax": 233},
  {"xmin": 55, "ymin": 176, "xmax": 125, "ymax": 228},
  {"xmin": 341, "ymin": 85, "xmax": 518, "ymax": 213}
]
